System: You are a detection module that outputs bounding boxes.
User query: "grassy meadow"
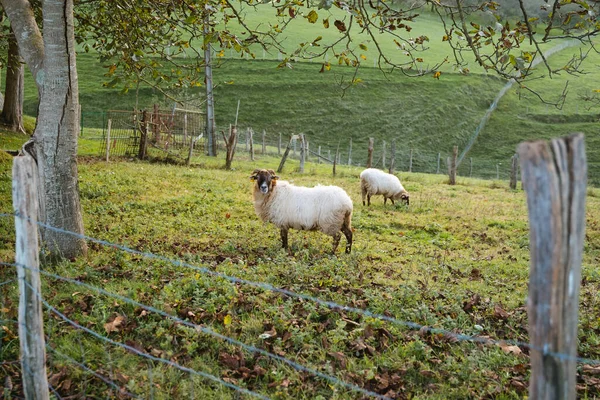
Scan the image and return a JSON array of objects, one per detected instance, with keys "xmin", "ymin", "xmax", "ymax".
[
  {"xmin": 1, "ymin": 5, "xmax": 600, "ymax": 398},
  {"xmin": 2, "ymin": 130, "xmax": 600, "ymax": 398}
]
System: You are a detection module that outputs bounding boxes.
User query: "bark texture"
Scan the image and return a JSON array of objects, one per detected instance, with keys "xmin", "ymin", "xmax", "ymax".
[
  {"xmin": 3, "ymin": 0, "xmax": 88, "ymax": 258},
  {"xmin": 1, "ymin": 29, "xmax": 25, "ymax": 134}
]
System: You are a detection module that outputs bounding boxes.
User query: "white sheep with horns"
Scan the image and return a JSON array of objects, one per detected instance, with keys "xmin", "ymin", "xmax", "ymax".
[
  {"xmin": 360, "ymin": 168, "xmax": 410, "ymax": 206},
  {"xmin": 250, "ymin": 169, "xmax": 353, "ymax": 253}
]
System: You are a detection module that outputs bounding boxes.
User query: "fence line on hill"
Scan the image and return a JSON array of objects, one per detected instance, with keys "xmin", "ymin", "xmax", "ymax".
[
  {"xmin": 2, "ymin": 211, "xmax": 599, "ymax": 398},
  {"xmin": 83, "ymin": 107, "xmax": 600, "ymax": 186}
]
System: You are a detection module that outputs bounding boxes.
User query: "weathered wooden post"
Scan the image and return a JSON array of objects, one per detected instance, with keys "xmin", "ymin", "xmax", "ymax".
[
  {"xmin": 469, "ymin": 157, "xmax": 473, "ymax": 178},
  {"xmin": 299, "ymin": 134, "xmax": 305, "ymax": 173},
  {"xmin": 510, "ymin": 154, "xmax": 518, "ymax": 189},
  {"xmin": 436, "ymin": 152, "xmax": 441, "ymax": 174},
  {"xmin": 262, "ymin": 130, "xmax": 266, "ymax": 155},
  {"xmin": 449, "ymin": 145, "xmax": 458, "ymax": 185},
  {"xmin": 328, "ymin": 149, "xmax": 331, "ymax": 163},
  {"xmin": 277, "ymin": 134, "xmax": 298, "ymax": 173},
  {"xmin": 333, "ymin": 146, "xmax": 339, "ymax": 176},
  {"xmin": 305, "ymin": 139, "xmax": 309, "ymax": 161},
  {"xmin": 367, "ymin": 138, "xmax": 374, "ymax": 168},
  {"xmin": 186, "ymin": 136, "xmax": 195, "ymax": 167},
  {"xmin": 389, "ymin": 140, "xmax": 396, "ymax": 174},
  {"xmin": 408, "ymin": 149, "xmax": 413, "ymax": 173},
  {"xmin": 293, "ymin": 136, "xmax": 297, "ymax": 156},
  {"xmin": 105, "ymin": 119, "xmax": 112, "ymax": 162},
  {"xmin": 496, "ymin": 164, "xmax": 500, "ymax": 180},
  {"xmin": 348, "ymin": 138, "xmax": 352, "ymax": 165},
  {"xmin": 248, "ymin": 128, "xmax": 254, "ymax": 161},
  {"xmin": 278, "ymin": 133, "xmax": 282, "ymax": 156},
  {"xmin": 518, "ymin": 133, "xmax": 587, "ymax": 400},
  {"xmin": 222, "ymin": 125, "xmax": 238, "ymax": 170},
  {"xmin": 382, "ymin": 141, "xmax": 386, "ymax": 170},
  {"xmin": 12, "ymin": 156, "xmax": 50, "ymax": 400},
  {"xmin": 138, "ymin": 111, "xmax": 148, "ymax": 160}
]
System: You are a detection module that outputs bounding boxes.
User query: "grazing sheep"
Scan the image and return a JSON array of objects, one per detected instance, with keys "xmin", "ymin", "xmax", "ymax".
[
  {"xmin": 250, "ymin": 169, "xmax": 353, "ymax": 253},
  {"xmin": 360, "ymin": 168, "xmax": 410, "ymax": 206}
]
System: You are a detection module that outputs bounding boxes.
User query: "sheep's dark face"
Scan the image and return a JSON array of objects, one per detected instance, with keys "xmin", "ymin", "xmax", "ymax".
[
  {"xmin": 393, "ymin": 190, "xmax": 410, "ymax": 206},
  {"xmin": 250, "ymin": 169, "xmax": 278, "ymax": 194}
]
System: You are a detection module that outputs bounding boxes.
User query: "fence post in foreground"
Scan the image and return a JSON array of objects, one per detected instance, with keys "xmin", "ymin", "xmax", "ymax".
[
  {"xmin": 436, "ymin": 152, "xmax": 441, "ymax": 174},
  {"xmin": 408, "ymin": 149, "xmax": 413, "ymax": 173},
  {"xmin": 105, "ymin": 119, "xmax": 112, "ymax": 162},
  {"xmin": 367, "ymin": 138, "xmax": 374, "ymax": 168},
  {"xmin": 333, "ymin": 145, "xmax": 339, "ymax": 176},
  {"xmin": 518, "ymin": 133, "xmax": 586, "ymax": 400},
  {"xmin": 389, "ymin": 140, "xmax": 396, "ymax": 174},
  {"xmin": 510, "ymin": 154, "xmax": 518, "ymax": 189},
  {"xmin": 262, "ymin": 130, "xmax": 266, "ymax": 155},
  {"xmin": 449, "ymin": 145, "xmax": 457, "ymax": 185},
  {"xmin": 12, "ymin": 155, "xmax": 50, "ymax": 400}
]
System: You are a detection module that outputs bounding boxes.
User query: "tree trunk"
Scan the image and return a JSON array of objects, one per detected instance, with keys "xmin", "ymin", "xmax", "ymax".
[
  {"xmin": 4, "ymin": 0, "xmax": 88, "ymax": 259},
  {"xmin": 1, "ymin": 28, "xmax": 25, "ymax": 134}
]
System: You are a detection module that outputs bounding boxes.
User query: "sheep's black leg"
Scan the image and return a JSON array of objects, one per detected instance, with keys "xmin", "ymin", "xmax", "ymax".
[
  {"xmin": 280, "ymin": 227, "xmax": 289, "ymax": 249},
  {"xmin": 390, "ymin": 198, "xmax": 395, "ymax": 205},
  {"xmin": 367, "ymin": 194, "xmax": 371, "ymax": 206},
  {"xmin": 383, "ymin": 197, "xmax": 387, "ymax": 205},
  {"xmin": 332, "ymin": 232, "xmax": 341, "ymax": 254},
  {"xmin": 341, "ymin": 225, "xmax": 353, "ymax": 254},
  {"xmin": 361, "ymin": 187, "xmax": 367, "ymax": 206}
]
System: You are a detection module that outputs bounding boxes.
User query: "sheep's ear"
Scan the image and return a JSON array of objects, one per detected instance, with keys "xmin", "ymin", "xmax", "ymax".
[
  {"xmin": 250, "ymin": 175, "xmax": 257, "ymax": 181},
  {"xmin": 272, "ymin": 175, "xmax": 279, "ymax": 180}
]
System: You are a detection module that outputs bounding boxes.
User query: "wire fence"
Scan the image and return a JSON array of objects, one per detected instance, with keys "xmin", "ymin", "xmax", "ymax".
[
  {"xmin": 81, "ymin": 107, "xmax": 600, "ymax": 186},
  {"xmin": 2, "ymin": 211, "xmax": 600, "ymax": 398}
]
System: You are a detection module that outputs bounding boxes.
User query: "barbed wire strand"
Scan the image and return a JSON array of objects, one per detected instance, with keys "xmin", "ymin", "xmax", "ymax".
[
  {"xmin": 7, "ymin": 261, "xmax": 390, "ymax": 400},
  {"xmin": 3, "ymin": 214, "xmax": 600, "ymax": 366},
  {"xmin": 23, "ymin": 279, "xmax": 272, "ymax": 400},
  {"xmin": 0, "ymin": 279, "xmax": 15, "ymax": 287}
]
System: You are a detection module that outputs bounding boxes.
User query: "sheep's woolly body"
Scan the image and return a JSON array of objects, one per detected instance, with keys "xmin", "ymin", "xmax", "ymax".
[
  {"xmin": 360, "ymin": 168, "xmax": 408, "ymax": 204},
  {"xmin": 253, "ymin": 181, "xmax": 353, "ymax": 236}
]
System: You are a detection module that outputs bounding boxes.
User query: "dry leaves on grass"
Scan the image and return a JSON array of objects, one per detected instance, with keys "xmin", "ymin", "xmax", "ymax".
[{"xmin": 104, "ymin": 315, "xmax": 126, "ymax": 334}]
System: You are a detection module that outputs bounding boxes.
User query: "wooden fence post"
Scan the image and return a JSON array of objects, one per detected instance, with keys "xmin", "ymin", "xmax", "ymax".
[
  {"xmin": 348, "ymin": 138, "xmax": 352, "ymax": 166},
  {"xmin": 510, "ymin": 154, "xmax": 518, "ymax": 189},
  {"xmin": 248, "ymin": 128, "xmax": 254, "ymax": 161},
  {"xmin": 223, "ymin": 124, "xmax": 238, "ymax": 170},
  {"xmin": 333, "ymin": 145, "xmax": 339, "ymax": 176},
  {"xmin": 299, "ymin": 134, "xmax": 305, "ymax": 173},
  {"xmin": 277, "ymin": 134, "xmax": 298, "ymax": 173},
  {"xmin": 278, "ymin": 133, "xmax": 282, "ymax": 156},
  {"xmin": 138, "ymin": 111, "xmax": 148, "ymax": 160},
  {"xmin": 12, "ymin": 155, "xmax": 50, "ymax": 400},
  {"xmin": 367, "ymin": 138, "xmax": 374, "ymax": 168},
  {"xmin": 496, "ymin": 164, "xmax": 500, "ymax": 180},
  {"xmin": 105, "ymin": 119, "xmax": 112, "ymax": 162},
  {"xmin": 389, "ymin": 140, "xmax": 396, "ymax": 174},
  {"xmin": 293, "ymin": 137, "xmax": 297, "ymax": 156},
  {"xmin": 469, "ymin": 157, "xmax": 473, "ymax": 178},
  {"xmin": 436, "ymin": 152, "xmax": 441, "ymax": 174},
  {"xmin": 262, "ymin": 130, "xmax": 266, "ymax": 155},
  {"xmin": 449, "ymin": 145, "xmax": 457, "ymax": 185},
  {"xmin": 518, "ymin": 133, "xmax": 587, "ymax": 400},
  {"xmin": 408, "ymin": 149, "xmax": 413, "ymax": 173},
  {"xmin": 382, "ymin": 141, "xmax": 386, "ymax": 170}
]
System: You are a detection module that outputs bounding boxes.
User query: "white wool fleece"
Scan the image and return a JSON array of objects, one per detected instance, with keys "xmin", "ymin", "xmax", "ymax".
[
  {"xmin": 360, "ymin": 168, "xmax": 406, "ymax": 197},
  {"xmin": 254, "ymin": 181, "xmax": 353, "ymax": 237}
]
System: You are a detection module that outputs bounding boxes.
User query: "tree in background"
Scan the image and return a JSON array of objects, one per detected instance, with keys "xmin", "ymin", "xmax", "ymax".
[
  {"xmin": 1, "ymin": 27, "xmax": 25, "ymax": 134},
  {"xmin": 2, "ymin": 0, "xmax": 87, "ymax": 259}
]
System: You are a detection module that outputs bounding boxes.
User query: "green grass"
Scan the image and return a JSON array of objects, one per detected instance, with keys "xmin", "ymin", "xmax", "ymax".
[{"xmin": 2, "ymin": 140, "xmax": 600, "ymax": 398}]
